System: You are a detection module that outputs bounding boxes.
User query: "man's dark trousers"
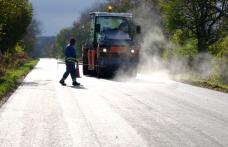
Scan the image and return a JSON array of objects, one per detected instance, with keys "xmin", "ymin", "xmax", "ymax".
[{"xmin": 62, "ymin": 62, "xmax": 76, "ymax": 81}]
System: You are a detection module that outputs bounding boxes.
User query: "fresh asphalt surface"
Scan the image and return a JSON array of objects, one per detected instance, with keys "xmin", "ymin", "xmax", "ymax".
[{"xmin": 0, "ymin": 58, "xmax": 228, "ymax": 147}]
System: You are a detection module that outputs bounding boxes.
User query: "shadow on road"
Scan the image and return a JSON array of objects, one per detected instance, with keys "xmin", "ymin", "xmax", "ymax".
[
  {"xmin": 22, "ymin": 82, "xmax": 39, "ymax": 86},
  {"xmin": 21, "ymin": 80, "xmax": 52, "ymax": 87},
  {"xmin": 68, "ymin": 85, "xmax": 87, "ymax": 90}
]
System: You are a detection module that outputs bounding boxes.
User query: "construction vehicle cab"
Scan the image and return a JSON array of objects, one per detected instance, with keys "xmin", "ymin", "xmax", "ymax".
[{"xmin": 82, "ymin": 10, "xmax": 141, "ymax": 77}]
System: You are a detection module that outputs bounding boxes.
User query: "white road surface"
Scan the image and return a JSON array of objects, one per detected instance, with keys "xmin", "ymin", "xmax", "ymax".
[{"xmin": 0, "ymin": 58, "xmax": 228, "ymax": 147}]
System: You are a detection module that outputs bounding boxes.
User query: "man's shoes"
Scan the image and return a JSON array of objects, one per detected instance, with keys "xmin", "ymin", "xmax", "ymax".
[
  {"xmin": 59, "ymin": 80, "xmax": 66, "ymax": 86},
  {"xmin": 72, "ymin": 81, "xmax": 80, "ymax": 86}
]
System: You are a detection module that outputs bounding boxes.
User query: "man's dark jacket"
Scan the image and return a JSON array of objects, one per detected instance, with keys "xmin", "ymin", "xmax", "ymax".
[{"xmin": 65, "ymin": 44, "xmax": 76, "ymax": 63}]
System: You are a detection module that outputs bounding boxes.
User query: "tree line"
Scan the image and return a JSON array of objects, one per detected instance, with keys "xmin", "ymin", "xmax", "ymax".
[{"xmin": 55, "ymin": 0, "xmax": 227, "ymax": 57}]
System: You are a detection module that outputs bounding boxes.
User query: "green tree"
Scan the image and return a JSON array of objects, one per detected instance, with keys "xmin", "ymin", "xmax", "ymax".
[
  {"xmin": 55, "ymin": 28, "xmax": 72, "ymax": 58},
  {"xmin": 55, "ymin": 8, "xmax": 93, "ymax": 58},
  {"xmin": 71, "ymin": 10, "xmax": 92, "ymax": 57},
  {"xmin": 0, "ymin": 0, "xmax": 33, "ymax": 53},
  {"xmin": 161, "ymin": 0, "xmax": 228, "ymax": 52}
]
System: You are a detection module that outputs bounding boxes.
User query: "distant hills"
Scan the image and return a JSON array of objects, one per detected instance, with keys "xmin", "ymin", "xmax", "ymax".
[{"xmin": 31, "ymin": 36, "xmax": 56, "ymax": 58}]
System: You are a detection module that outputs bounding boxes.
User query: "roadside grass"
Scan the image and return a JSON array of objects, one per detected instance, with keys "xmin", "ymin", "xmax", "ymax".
[
  {"xmin": 175, "ymin": 74, "xmax": 228, "ymax": 93},
  {"xmin": 0, "ymin": 59, "xmax": 38, "ymax": 100},
  {"xmin": 185, "ymin": 79, "xmax": 228, "ymax": 93}
]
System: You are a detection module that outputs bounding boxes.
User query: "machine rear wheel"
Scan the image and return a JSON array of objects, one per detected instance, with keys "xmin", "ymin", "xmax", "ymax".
[{"xmin": 82, "ymin": 48, "xmax": 89, "ymax": 75}]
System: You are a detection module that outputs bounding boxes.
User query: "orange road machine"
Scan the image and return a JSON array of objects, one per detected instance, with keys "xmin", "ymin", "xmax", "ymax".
[{"xmin": 82, "ymin": 6, "xmax": 141, "ymax": 77}]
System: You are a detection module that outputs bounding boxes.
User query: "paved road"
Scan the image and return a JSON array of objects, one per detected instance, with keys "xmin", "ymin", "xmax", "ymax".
[{"xmin": 0, "ymin": 58, "xmax": 228, "ymax": 147}]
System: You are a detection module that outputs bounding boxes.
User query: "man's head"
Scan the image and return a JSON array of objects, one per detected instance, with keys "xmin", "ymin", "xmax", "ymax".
[{"xmin": 70, "ymin": 38, "xmax": 76, "ymax": 45}]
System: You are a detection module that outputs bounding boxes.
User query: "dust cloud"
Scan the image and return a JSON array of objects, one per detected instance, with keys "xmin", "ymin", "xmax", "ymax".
[{"xmin": 114, "ymin": 4, "xmax": 222, "ymax": 83}]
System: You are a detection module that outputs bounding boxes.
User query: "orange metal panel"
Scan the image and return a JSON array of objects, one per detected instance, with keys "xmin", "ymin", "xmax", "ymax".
[
  {"xmin": 110, "ymin": 47, "xmax": 128, "ymax": 53},
  {"xmin": 88, "ymin": 49, "xmax": 96, "ymax": 70}
]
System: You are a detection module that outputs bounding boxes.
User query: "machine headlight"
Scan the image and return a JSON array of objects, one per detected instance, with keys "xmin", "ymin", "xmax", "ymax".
[
  {"xmin": 130, "ymin": 49, "xmax": 135, "ymax": 54},
  {"xmin": 102, "ymin": 48, "xmax": 107, "ymax": 53}
]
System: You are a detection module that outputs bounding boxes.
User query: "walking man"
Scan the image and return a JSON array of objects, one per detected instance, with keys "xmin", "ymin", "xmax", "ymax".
[{"xmin": 60, "ymin": 38, "xmax": 80, "ymax": 86}]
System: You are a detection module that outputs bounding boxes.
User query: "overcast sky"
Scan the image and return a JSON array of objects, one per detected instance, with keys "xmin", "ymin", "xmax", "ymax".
[{"xmin": 30, "ymin": 0, "xmax": 103, "ymax": 36}]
